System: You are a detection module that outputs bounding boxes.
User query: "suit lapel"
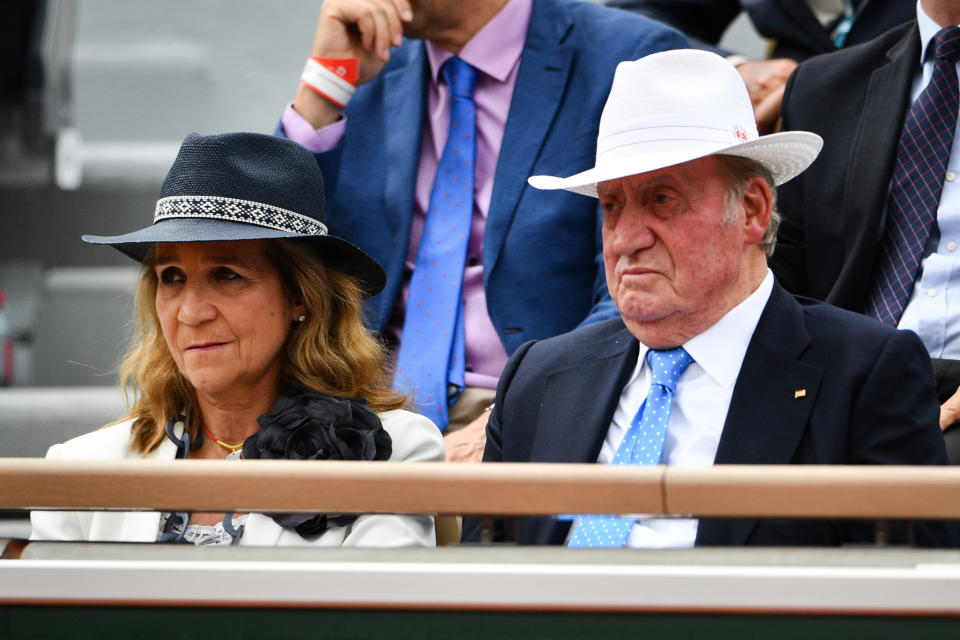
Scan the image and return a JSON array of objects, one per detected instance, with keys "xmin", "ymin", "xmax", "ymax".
[
  {"xmin": 115, "ymin": 433, "xmax": 182, "ymax": 541},
  {"xmin": 484, "ymin": 4, "xmax": 574, "ymax": 273},
  {"xmin": 383, "ymin": 44, "xmax": 428, "ymax": 240},
  {"xmin": 530, "ymin": 321, "xmax": 639, "ymax": 464},
  {"xmin": 240, "ymin": 513, "xmax": 286, "ymax": 546},
  {"xmin": 116, "ymin": 512, "xmax": 162, "ymax": 542},
  {"xmin": 841, "ymin": 25, "xmax": 918, "ymax": 268},
  {"xmin": 696, "ymin": 284, "xmax": 824, "ymax": 546},
  {"xmin": 520, "ymin": 320, "xmax": 637, "ymax": 545}
]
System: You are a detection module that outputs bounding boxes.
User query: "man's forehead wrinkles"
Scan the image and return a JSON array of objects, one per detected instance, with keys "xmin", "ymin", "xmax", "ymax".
[
  {"xmin": 629, "ymin": 174, "xmax": 672, "ymax": 191},
  {"xmin": 597, "ymin": 178, "xmax": 623, "ymax": 198},
  {"xmin": 618, "ymin": 174, "xmax": 681, "ymax": 202},
  {"xmin": 598, "ymin": 173, "xmax": 668, "ymax": 197}
]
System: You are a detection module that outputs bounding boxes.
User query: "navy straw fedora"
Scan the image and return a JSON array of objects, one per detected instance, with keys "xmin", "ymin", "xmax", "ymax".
[{"xmin": 83, "ymin": 132, "xmax": 386, "ymax": 297}]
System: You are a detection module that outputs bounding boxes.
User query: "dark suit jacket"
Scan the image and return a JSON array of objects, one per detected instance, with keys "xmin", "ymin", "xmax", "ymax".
[
  {"xmin": 278, "ymin": 0, "xmax": 686, "ymax": 356},
  {"xmin": 772, "ymin": 20, "xmax": 960, "ymax": 460},
  {"xmin": 462, "ymin": 282, "xmax": 956, "ymax": 547},
  {"xmin": 771, "ymin": 20, "xmax": 918, "ymax": 312},
  {"xmin": 606, "ymin": 0, "xmax": 914, "ymax": 61}
]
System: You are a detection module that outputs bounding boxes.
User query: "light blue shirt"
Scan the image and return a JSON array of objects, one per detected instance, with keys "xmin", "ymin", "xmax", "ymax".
[{"xmin": 897, "ymin": 4, "xmax": 960, "ymax": 358}]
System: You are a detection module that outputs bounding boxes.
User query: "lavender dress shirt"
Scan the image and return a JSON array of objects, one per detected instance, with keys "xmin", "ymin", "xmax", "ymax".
[{"xmin": 282, "ymin": 0, "xmax": 535, "ymax": 389}]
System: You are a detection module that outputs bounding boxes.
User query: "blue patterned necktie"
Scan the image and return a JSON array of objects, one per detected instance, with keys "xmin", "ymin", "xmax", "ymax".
[
  {"xmin": 394, "ymin": 57, "xmax": 477, "ymax": 430},
  {"xmin": 568, "ymin": 347, "xmax": 694, "ymax": 548},
  {"xmin": 867, "ymin": 27, "xmax": 960, "ymax": 325}
]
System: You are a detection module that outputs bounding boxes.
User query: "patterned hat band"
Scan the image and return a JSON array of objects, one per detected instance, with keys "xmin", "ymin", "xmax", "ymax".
[{"xmin": 154, "ymin": 195, "xmax": 328, "ymax": 236}]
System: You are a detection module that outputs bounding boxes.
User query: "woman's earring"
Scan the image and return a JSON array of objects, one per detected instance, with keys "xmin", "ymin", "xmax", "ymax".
[{"xmin": 297, "ymin": 314, "xmax": 306, "ymax": 323}]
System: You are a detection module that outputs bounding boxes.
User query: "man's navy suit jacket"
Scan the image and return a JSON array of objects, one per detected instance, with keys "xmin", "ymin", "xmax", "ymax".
[
  {"xmin": 771, "ymin": 20, "xmax": 917, "ymax": 317},
  {"xmin": 770, "ymin": 21, "xmax": 960, "ymax": 462},
  {"xmin": 277, "ymin": 0, "xmax": 686, "ymax": 356},
  {"xmin": 607, "ymin": 0, "xmax": 914, "ymax": 61},
  {"xmin": 462, "ymin": 282, "xmax": 957, "ymax": 547}
]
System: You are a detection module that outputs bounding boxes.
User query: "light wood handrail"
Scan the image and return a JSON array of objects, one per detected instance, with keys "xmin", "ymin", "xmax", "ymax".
[{"xmin": 2, "ymin": 458, "xmax": 959, "ymax": 519}]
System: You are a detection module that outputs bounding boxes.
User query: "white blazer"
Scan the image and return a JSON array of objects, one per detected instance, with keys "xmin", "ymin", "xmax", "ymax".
[{"xmin": 30, "ymin": 409, "xmax": 445, "ymax": 547}]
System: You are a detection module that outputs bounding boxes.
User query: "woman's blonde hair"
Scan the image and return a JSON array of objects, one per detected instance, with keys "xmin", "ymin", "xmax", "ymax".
[{"xmin": 119, "ymin": 239, "xmax": 406, "ymax": 455}]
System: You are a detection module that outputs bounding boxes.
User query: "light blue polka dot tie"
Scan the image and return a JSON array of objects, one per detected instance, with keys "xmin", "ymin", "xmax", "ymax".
[
  {"xmin": 567, "ymin": 347, "xmax": 694, "ymax": 548},
  {"xmin": 394, "ymin": 57, "xmax": 476, "ymax": 430}
]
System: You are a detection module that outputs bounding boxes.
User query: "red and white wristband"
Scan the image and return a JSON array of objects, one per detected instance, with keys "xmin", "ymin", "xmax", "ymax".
[{"xmin": 300, "ymin": 57, "xmax": 358, "ymax": 108}]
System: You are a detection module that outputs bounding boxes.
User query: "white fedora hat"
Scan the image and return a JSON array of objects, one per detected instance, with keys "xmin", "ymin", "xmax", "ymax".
[{"xmin": 528, "ymin": 49, "xmax": 823, "ymax": 197}]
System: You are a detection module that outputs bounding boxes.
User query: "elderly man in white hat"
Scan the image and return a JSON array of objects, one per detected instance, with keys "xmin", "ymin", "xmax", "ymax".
[{"xmin": 461, "ymin": 50, "xmax": 957, "ymax": 549}]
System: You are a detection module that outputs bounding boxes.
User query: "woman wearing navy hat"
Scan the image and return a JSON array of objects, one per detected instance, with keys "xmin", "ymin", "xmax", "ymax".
[{"xmin": 31, "ymin": 132, "xmax": 444, "ymax": 547}]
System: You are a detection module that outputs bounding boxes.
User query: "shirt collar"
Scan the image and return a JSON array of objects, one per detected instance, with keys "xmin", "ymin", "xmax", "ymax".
[
  {"xmin": 425, "ymin": 0, "xmax": 532, "ymax": 84},
  {"xmin": 630, "ymin": 269, "xmax": 775, "ymax": 390},
  {"xmin": 917, "ymin": 0, "xmax": 959, "ymax": 64}
]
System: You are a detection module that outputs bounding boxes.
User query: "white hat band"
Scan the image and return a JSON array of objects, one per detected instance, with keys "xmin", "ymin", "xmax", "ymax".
[
  {"xmin": 155, "ymin": 195, "xmax": 329, "ymax": 236},
  {"xmin": 527, "ymin": 50, "xmax": 822, "ymax": 196},
  {"xmin": 597, "ymin": 123, "xmax": 753, "ymax": 159}
]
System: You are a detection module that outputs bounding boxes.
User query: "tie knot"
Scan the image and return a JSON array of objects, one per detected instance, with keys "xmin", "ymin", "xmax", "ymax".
[
  {"xmin": 646, "ymin": 347, "xmax": 693, "ymax": 392},
  {"xmin": 932, "ymin": 26, "xmax": 960, "ymax": 63},
  {"xmin": 441, "ymin": 57, "xmax": 476, "ymax": 99}
]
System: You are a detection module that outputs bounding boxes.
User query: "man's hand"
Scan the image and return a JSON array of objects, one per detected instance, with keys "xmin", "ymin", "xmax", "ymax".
[
  {"xmin": 313, "ymin": 0, "xmax": 413, "ymax": 83},
  {"xmin": 735, "ymin": 58, "xmax": 798, "ymax": 135},
  {"xmin": 444, "ymin": 410, "xmax": 489, "ymax": 463},
  {"xmin": 940, "ymin": 384, "xmax": 960, "ymax": 432},
  {"xmin": 293, "ymin": 0, "xmax": 412, "ymax": 128}
]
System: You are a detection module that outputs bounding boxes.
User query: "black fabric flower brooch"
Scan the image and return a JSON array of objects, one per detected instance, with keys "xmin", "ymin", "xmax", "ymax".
[{"xmin": 242, "ymin": 392, "xmax": 392, "ymax": 538}]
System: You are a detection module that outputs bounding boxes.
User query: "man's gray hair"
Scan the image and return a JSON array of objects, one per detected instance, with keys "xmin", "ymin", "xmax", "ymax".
[{"xmin": 717, "ymin": 155, "xmax": 780, "ymax": 257}]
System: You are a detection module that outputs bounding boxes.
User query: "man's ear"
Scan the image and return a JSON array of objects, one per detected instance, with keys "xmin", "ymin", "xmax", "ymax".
[{"xmin": 741, "ymin": 176, "xmax": 774, "ymax": 246}]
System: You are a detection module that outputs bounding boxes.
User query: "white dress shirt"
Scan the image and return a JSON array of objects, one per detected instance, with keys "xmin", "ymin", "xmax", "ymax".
[
  {"xmin": 806, "ymin": 0, "xmax": 847, "ymax": 26},
  {"xmin": 591, "ymin": 271, "xmax": 774, "ymax": 548},
  {"xmin": 897, "ymin": 3, "xmax": 960, "ymax": 358}
]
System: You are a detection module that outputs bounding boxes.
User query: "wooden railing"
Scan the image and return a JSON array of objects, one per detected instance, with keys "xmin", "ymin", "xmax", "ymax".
[
  {"xmin": 3, "ymin": 458, "xmax": 960, "ymax": 519},
  {"xmin": 5, "ymin": 459, "xmax": 960, "ymax": 623}
]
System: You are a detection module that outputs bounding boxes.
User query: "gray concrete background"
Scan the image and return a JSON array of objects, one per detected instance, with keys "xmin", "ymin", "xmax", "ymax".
[{"xmin": 73, "ymin": 0, "xmax": 317, "ymax": 141}]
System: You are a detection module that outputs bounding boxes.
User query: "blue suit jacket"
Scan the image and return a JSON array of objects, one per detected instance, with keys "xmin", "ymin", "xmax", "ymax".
[
  {"xmin": 463, "ymin": 282, "xmax": 958, "ymax": 547},
  {"xmin": 279, "ymin": 0, "xmax": 686, "ymax": 355},
  {"xmin": 607, "ymin": 0, "xmax": 914, "ymax": 61}
]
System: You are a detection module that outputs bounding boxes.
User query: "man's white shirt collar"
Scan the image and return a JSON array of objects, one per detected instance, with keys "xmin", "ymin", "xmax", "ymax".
[
  {"xmin": 917, "ymin": 1, "xmax": 960, "ymax": 70},
  {"xmin": 918, "ymin": 1, "xmax": 938, "ymax": 62},
  {"xmin": 628, "ymin": 269, "xmax": 775, "ymax": 388}
]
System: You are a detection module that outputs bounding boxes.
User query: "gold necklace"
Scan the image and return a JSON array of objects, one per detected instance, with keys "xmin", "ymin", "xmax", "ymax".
[{"xmin": 201, "ymin": 424, "xmax": 244, "ymax": 456}]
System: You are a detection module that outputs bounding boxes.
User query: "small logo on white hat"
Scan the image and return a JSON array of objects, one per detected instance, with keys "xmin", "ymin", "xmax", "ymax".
[{"xmin": 732, "ymin": 125, "xmax": 750, "ymax": 143}]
